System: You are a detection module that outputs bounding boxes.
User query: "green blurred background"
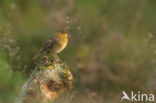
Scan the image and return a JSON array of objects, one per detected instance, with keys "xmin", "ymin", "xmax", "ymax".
[{"xmin": 0, "ymin": 0, "xmax": 156, "ymax": 103}]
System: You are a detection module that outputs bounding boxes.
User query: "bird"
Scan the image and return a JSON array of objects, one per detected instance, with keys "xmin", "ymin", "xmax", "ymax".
[{"xmin": 33, "ymin": 30, "xmax": 68, "ymax": 62}]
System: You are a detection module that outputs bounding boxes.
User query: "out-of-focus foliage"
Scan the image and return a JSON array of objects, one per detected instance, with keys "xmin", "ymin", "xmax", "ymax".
[{"xmin": 0, "ymin": 0, "xmax": 156, "ymax": 103}]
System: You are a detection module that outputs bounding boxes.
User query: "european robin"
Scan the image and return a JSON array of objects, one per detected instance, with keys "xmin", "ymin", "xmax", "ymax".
[{"xmin": 33, "ymin": 30, "xmax": 68, "ymax": 61}]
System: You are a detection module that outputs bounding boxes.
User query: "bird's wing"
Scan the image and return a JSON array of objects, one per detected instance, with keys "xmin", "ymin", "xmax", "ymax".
[
  {"xmin": 33, "ymin": 39, "xmax": 51, "ymax": 59},
  {"xmin": 39, "ymin": 40, "xmax": 50, "ymax": 53},
  {"xmin": 33, "ymin": 35, "xmax": 58, "ymax": 60},
  {"xmin": 39, "ymin": 36, "xmax": 55, "ymax": 53}
]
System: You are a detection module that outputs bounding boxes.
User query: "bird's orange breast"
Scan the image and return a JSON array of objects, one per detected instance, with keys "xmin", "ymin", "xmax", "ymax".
[{"xmin": 56, "ymin": 34, "xmax": 68, "ymax": 53}]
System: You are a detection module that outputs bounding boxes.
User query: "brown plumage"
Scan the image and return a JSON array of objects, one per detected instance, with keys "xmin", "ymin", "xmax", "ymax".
[{"xmin": 33, "ymin": 30, "xmax": 68, "ymax": 61}]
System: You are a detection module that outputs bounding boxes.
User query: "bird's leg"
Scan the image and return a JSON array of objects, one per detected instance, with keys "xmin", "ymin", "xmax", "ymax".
[
  {"xmin": 55, "ymin": 54, "xmax": 61, "ymax": 61},
  {"xmin": 52, "ymin": 54, "xmax": 61, "ymax": 62},
  {"xmin": 55, "ymin": 54, "xmax": 64, "ymax": 64},
  {"xmin": 52, "ymin": 54, "xmax": 58, "ymax": 62}
]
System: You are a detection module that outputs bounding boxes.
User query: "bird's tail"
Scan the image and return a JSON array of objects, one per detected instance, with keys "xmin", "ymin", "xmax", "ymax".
[
  {"xmin": 33, "ymin": 52, "xmax": 41, "ymax": 60},
  {"xmin": 33, "ymin": 48, "xmax": 45, "ymax": 60}
]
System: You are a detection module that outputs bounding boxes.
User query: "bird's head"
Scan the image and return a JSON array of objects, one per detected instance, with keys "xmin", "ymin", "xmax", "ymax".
[{"xmin": 57, "ymin": 30, "xmax": 68, "ymax": 39}]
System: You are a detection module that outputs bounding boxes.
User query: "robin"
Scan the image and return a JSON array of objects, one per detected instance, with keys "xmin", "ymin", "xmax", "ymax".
[{"xmin": 33, "ymin": 30, "xmax": 68, "ymax": 62}]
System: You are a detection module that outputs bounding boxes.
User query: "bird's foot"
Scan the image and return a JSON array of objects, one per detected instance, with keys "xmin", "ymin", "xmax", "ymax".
[
  {"xmin": 51, "ymin": 58, "xmax": 63, "ymax": 64},
  {"xmin": 56, "ymin": 59, "xmax": 64, "ymax": 64}
]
